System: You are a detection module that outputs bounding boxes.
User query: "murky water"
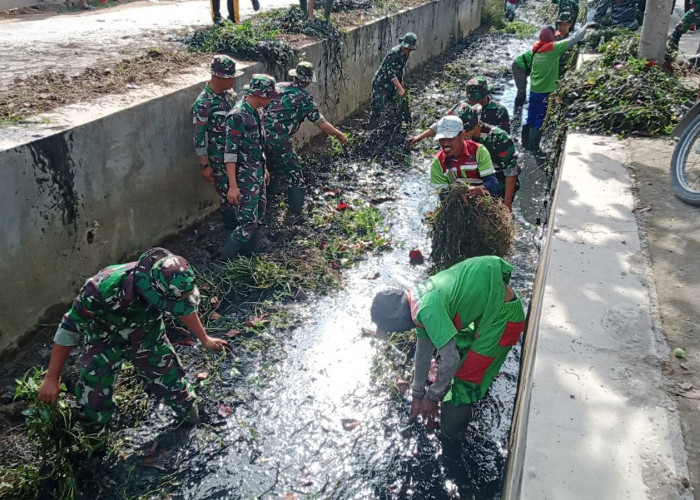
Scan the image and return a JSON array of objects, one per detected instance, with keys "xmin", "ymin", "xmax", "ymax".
[{"xmin": 75, "ymin": 33, "xmax": 550, "ymax": 500}]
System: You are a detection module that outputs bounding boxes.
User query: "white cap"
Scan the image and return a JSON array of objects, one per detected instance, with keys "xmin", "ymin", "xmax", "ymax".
[{"xmin": 435, "ymin": 115, "xmax": 464, "ymax": 140}]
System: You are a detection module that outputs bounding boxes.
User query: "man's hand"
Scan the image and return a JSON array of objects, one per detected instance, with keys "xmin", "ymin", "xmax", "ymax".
[
  {"xmin": 406, "ymin": 136, "xmax": 420, "ymax": 147},
  {"xmin": 398, "ymin": 87, "xmax": 406, "ymax": 98},
  {"xmin": 336, "ymin": 132, "xmax": 349, "ymax": 144},
  {"xmin": 200, "ymin": 165, "xmax": 214, "ymax": 182},
  {"xmin": 264, "ymin": 168, "xmax": 270, "ymax": 186},
  {"xmin": 409, "ymin": 396, "xmax": 439, "ymax": 421},
  {"xmin": 227, "ymin": 186, "xmax": 241, "ymax": 206},
  {"xmin": 38, "ymin": 376, "xmax": 61, "ymax": 405},
  {"xmin": 201, "ymin": 335, "xmax": 231, "ymax": 351}
]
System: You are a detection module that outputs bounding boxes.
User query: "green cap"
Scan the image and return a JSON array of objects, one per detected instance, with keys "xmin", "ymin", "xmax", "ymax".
[
  {"xmin": 211, "ymin": 55, "xmax": 244, "ymax": 79},
  {"xmin": 466, "ymin": 76, "xmax": 490, "ymax": 101},
  {"xmin": 245, "ymin": 74, "xmax": 279, "ymax": 98},
  {"xmin": 556, "ymin": 10, "xmax": 573, "ymax": 22},
  {"xmin": 134, "ymin": 248, "xmax": 200, "ymax": 316},
  {"xmin": 289, "ymin": 61, "xmax": 317, "ymax": 83},
  {"xmin": 400, "ymin": 32, "xmax": 418, "ymax": 50}
]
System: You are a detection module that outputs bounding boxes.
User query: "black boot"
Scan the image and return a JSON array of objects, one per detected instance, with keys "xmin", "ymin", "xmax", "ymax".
[
  {"xmin": 211, "ymin": 0, "xmax": 222, "ymax": 23},
  {"xmin": 251, "ymin": 0, "xmax": 260, "ymax": 10},
  {"xmin": 528, "ymin": 127, "xmax": 542, "ymax": 152},
  {"xmin": 323, "ymin": 0, "xmax": 334, "ymax": 20},
  {"xmin": 669, "ymin": 27, "xmax": 682, "ymax": 49},
  {"xmin": 221, "ymin": 237, "xmax": 245, "ymax": 260},
  {"xmin": 226, "ymin": 0, "xmax": 239, "ymax": 22},
  {"xmin": 220, "ymin": 206, "xmax": 238, "ymax": 230},
  {"xmin": 521, "ymin": 124, "xmax": 531, "ymax": 149},
  {"xmin": 287, "ymin": 187, "xmax": 306, "ymax": 216},
  {"xmin": 241, "ymin": 231, "xmax": 262, "ymax": 256},
  {"xmin": 514, "ymin": 92, "xmax": 526, "ymax": 108}
]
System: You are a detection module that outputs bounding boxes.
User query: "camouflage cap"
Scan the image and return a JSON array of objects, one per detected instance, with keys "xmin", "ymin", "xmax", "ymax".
[
  {"xmin": 556, "ymin": 10, "xmax": 573, "ymax": 22},
  {"xmin": 211, "ymin": 55, "xmax": 244, "ymax": 79},
  {"xmin": 289, "ymin": 61, "xmax": 317, "ymax": 83},
  {"xmin": 466, "ymin": 76, "xmax": 490, "ymax": 101},
  {"xmin": 400, "ymin": 32, "xmax": 418, "ymax": 50},
  {"xmin": 245, "ymin": 74, "xmax": 279, "ymax": 98},
  {"xmin": 134, "ymin": 247, "xmax": 200, "ymax": 316}
]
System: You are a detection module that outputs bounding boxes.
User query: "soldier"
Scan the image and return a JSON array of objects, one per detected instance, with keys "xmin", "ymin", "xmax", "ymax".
[
  {"xmin": 408, "ymin": 105, "xmax": 520, "ymax": 210},
  {"xmin": 466, "ymin": 76, "xmax": 510, "ymax": 133},
  {"xmin": 211, "ymin": 0, "xmax": 259, "ymax": 25},
  {"xmin": 588, "ymin": 0, "xmax": 639, "ymax": 29},
  {"xmin": 552, "ymin": 0, "xmax": 579, "ymax": 27},
  {"xmin": 222, "ymin": 74, "xmax": 278, "ymax": 259},
  {"xmin": 370, "ymin": 256, "xmax": 525, "ymax": 440},
  {"xmin": 369, "ymin": 32, "xmax": 418, "ymax": 129},
  {"xmin": 264, "ymin": 61, "xmax": 347, "ymax": 219},
  {"xmin": 192, "ymin": 55, "xmax": 244, "ymax": 230},
  {"xmin": 37, "ymin": 247, "xmax": 230, "ymax": 425},
  {"xmin": 670, "ymin": 2, "xmax": 700, "ymax": 48},
  {"xmin": 555, "ymin": 10, "xmax": 574, "ymax": 39}
]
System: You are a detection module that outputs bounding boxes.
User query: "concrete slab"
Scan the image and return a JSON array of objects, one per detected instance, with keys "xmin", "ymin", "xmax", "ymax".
[{"xmin": 516, "ymin": 135, "xmax": 692, "ymax": 499}]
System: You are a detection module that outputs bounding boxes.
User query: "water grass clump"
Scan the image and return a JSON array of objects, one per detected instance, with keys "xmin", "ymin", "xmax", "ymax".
[{"xmin": 430, "ymin": 186, "xmax": 515, "ymax": 272}]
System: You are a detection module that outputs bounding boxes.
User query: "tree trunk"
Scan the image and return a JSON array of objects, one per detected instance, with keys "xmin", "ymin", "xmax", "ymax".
[{"xmin": 639, "ymin": 0, "xmax": 675, "ymax": 62}]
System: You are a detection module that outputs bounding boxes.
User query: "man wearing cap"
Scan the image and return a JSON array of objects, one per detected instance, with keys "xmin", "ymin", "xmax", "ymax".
[
  {"xmin": 670, "ymin": 2, "xmax": 700, "ymax": 48},
  {"xmin": 38, "ymin": 247, "xmax": 230, "ymax": 425},
  {"xmin": 552, "ymin": 0, "xmax": 578, "ymax": 27},
  {"xmin": 369, "ymin": 32, "xmax": 418, "ymax": 129},
  {"xmin": 193, "ymin": 55, "xmax": 244, "ymax": 230},
  {"xmin": 222, "ymin": 74, "xmax": 277, "ymax": 259},
  {"xmin": 264, "ymin": 61, "xmax": 347, "ymax": 219},
  {"xmin": 466, "ymin": 77, "xmax": 510, "ymax": 134},
  {"xmin": 408, "ymin": 106, "xmax": 519, "ymax": 210},
  {"xmin": 370, "ymin": 255, "xmax": 525, "ymax": 440},
  {"xmin": 555, "ymin": 10, "xmax": 575, "ymax": 39}
]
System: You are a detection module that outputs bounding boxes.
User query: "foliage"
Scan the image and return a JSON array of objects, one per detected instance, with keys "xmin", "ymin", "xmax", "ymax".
[
  {"xmin": 430, "ymin": 186, "xmax": 515, "ymax": 272},
  {"xmin": 0, "ymin": 464, "xmax": 40, "ymax": 499},
  {"xmin": 490, "ymin": 21, "xmax": 538, "ymax": 38},
  {"xmin": 320, "ymin": 205, "xmax": 392, "ymax": 265},
  {"xmin": 481, "ymin": 0, "xmax": 507, "ymax": 31}
]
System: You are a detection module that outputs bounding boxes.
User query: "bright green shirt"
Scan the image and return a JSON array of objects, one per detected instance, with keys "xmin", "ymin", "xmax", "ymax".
[
  {"xmin": 530, "ymin": 41, "xmax": 569, "ymax": 93},
  {"xmin": 429, "ymin": 141, "xmax": 495, "ymax": 186}
]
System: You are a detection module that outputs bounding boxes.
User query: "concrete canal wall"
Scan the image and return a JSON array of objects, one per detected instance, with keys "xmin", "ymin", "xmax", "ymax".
[{"xmin": 0, "ymin": 0, "xmax": 481, "ymax": 355}]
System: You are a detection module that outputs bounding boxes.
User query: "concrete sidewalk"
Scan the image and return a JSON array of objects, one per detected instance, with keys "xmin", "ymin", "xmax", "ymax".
[{"xmin": 0, "ymin": 0, "xmax": 296, "ymax": 92}]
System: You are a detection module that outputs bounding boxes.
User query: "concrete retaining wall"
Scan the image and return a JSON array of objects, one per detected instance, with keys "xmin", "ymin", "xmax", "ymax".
[{"xmin": 0, "ymin": 0, "xmax": 481, "ymax": 356}]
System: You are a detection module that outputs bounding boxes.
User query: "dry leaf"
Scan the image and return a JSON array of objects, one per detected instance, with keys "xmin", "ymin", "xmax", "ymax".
[
  {"xmin": 341, "ymin": 418, "xmax": 359, "ymax": 431},
  {"xmin": 210, "ymin": 311, "xmax": 222, "ymax": 321},
  {"xmin": 217, "ymin": 401, "xmax": 233, "ymax": 418},
  {"xmin": 226, "ymin": 329, "xmax": 242, "ymax": 338}
]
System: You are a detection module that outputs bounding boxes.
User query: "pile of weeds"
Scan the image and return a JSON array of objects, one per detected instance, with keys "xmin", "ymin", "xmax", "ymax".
[
  {"xmin": 430, "ymin": 185, "xmax": 515, "ymax": 273},
  {"xmin": 481, "ymin": 0, "xmax": 507, "ymax": 31},
  {"xmin": 368, "ymin": 330, "xmax": 416, "ymax": 399},
  {"xmin": 490, "ymin": 21, "xmax": 538, "ymax": 38}
]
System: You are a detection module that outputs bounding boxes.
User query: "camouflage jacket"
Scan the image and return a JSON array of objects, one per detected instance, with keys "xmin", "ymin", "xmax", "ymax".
[
  {"xmin": 224, "ymin": 99, "xmax": 265, "ymax": 173},
  {"xmin": 476, "ymin": 123, "xmax": 519, "ymax": 181},
  {"xmin": 192, "ymin": 84, "xmax": 237, "ymax": 162},
  {"xmin": 264, "ymin": 82, "xmax": 325, "ymax": 146},
  {"xmin": 482, "ymin": 98, "xmax": 511, "ymax": 134},
  {"xmin": 371, "ymin": 45, "xmax": 409, "ymax": 95},
  {"xmin": 54, "ymin": 263, "xmax": 187, "ymax": 347},
  {"xmin": 554, "ymin": 0, "xmax": 579, "ymax": 21}
]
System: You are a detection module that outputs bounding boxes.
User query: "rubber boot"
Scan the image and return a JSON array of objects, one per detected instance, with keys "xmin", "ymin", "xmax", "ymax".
[
  {"xmin": 514, "ymin": 92, "xmax": 526, "ymax": 108},
  {"xmin": 221, "ymin": 237, "xmax": 245, "ymax": 260},
  {"xmin": 210, "ymin": 0, "xmax": 222, "ymax": 23},
  {"xmin": 669, "ymin": 27, "xmax": 682, "ymax": 49},
  {"xmin": 241, "ymin": 230, "xmax": 262, "ymax": 256},
  {"xmin": 287, "ymin": 186, "xmax": 306, "ymax": 215},
  {"xmin": 521, "ymin": 124, "xmax": 531, "ymax": 149},
  {"xmin": 528, "ymin": 127, "xmax": 542, "ymax": 152},
  {"xmin": 251, "ymin": 0, "xmax": 259, "ymax": 11},
  {"xmin": 220, "ymin": 206, "xmax": 238, "ymax": 230}
]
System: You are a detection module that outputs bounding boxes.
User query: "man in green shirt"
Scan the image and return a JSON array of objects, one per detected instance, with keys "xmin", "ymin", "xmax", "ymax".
[{"xmin": 370, "ymin": 256, "xmax": 525, "ymax": 440}]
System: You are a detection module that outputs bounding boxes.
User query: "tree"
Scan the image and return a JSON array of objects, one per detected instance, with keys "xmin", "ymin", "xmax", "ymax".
[{"xmin": 639, "ymin": 0, "xmax": 675, "ymax": 62}]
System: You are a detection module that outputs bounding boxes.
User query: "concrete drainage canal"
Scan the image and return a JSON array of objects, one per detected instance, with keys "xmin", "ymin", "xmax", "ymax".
[{"xmin": 6, "ymin": 33, "xmax": 552, "ymax": 500}]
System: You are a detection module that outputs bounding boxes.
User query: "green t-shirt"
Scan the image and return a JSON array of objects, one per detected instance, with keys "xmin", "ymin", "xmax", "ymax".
[
  {"xmin": 429, "ymin": 141, "xmax": 495, "ymax": 186},
  {"xmin": 514, "ymin": 50, "xmax": 533, "ymax": 73},
  {"xmin": 530, "ymin": 41, "xmax": 569, "ymax": 93}
]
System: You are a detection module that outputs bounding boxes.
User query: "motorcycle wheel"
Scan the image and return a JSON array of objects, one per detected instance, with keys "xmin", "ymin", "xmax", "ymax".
[{"xmin": 670, "ymin": 113, "xmax": 700, "ymax": 206}]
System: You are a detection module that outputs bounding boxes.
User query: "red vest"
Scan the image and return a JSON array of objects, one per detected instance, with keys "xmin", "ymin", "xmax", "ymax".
[{"xmin": 435, "ymin": 140, "xmax": 482, "ymax": 180}]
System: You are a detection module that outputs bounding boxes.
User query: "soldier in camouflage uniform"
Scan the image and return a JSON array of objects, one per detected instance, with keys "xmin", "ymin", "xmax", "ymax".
[
  {"xmin": 466, "ymin": 77, "xmax": 511, "ymax": 133},
  {"xmin": 192, "ymin": 55, "xmax": 244, "ymax": 229},
  {"xmin": 369, "ymin": 32, "xmax": 418, "ymax": 129},
  {"xmin": 264, "ymin": 61, "xmax": 347, "ymax": 217},
  {"xmin": 670, "ymin": 1, "xmax": 700, "ymax": 47},
  {"xmin": 38, "ymin": 247, "xmax": 230, "ymax": 425},
  {"xmin": 408, "ymin": 104, "xmax": 520, "ymax": 210},
  {"xmin": 222, "ymin": 74, "xmax": 278, "ymax": 259},
  {"xmin": 552, "ymin": 0, "xmax": 579, "ymax": 27},
  {"xmin": 588, "ymin": 0, "xmax": 639, "ymax": 29}
]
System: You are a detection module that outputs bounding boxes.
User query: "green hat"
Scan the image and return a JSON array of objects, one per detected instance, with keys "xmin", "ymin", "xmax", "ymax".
[
  {"xmin": 400, "ymin": 32, "xmax": 418, "ymax": 50},
  {"xmin": 466, "ymin": 76, "xmax": 490, "ymax": 101},
  {"xmin": 556, "ymin": 10, "xmax": 573, "ymax": 22},
  {"xmin": 289, "ymin": 61, "xmax": 317, "ymax": 83},
  {"xmin": 211, "ymin": 55, "xmax": 244, "ymax": 79},
  {"xmin": 453, "ymin": 102, "xmax": 480, "ymax": 131},
  {"xmin": 134, "ymin": 248, "xmax": 200, "ymax": 316},
  {"xmin": 245, "ymin": 74, "xmax": 279, "ymax": 98}
]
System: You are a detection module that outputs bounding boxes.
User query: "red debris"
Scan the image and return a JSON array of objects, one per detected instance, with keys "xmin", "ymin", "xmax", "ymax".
[
  {"xmin": 336, "ymin": 202, "xmax": 349, "ymax": 211},
  {"xmin": 409, "ymin": 249, "xmax": 424, "ymax": 265},
  {"xmin": 217, "ymin": 401, "xmax": 233, "ymax": 418}
]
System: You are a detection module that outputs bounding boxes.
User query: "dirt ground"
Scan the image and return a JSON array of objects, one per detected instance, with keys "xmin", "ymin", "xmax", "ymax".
[{"xmin": 627, "ymin": 137, "xmax": 700, "ymax": 496}]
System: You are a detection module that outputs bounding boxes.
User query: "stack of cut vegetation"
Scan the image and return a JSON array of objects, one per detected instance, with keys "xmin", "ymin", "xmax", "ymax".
[{"xmin": 430, "ymin": 185, "xmax": 514, "ymax": 272}]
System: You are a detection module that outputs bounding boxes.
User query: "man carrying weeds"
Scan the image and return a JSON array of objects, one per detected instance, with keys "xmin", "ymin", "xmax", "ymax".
[
  {"xmin": 466, "ymin": 77, "xmax": 510, "ymax": 133},
  {"xmin": 369, "ymin": 33, "xmax": 418, "ymax": 129},
  {"xmin": 370, "ymin": 255, "xmax": 525, "ymax": 440},
  {"xmin": 38, "ymin": 247, "xmax": 230, "ymax": 425},
  {"xmin": 222, "ymin": 74, "xmax": 277, "ymax": 259},
  {"xmin": 264, "ymin": 61, "xmax": 348, "ymax": 220},
  {"xmin": 193, "ymin": 55, "xmax": 244, "ymax": 230}
]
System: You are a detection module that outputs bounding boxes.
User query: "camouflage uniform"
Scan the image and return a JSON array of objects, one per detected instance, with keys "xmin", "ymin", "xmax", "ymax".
[
  {"xmin": 589, "ymin": 0, "xmax": 639, "ymax": 29},
  {"xmin": 264, "ymin": 71, "xmax": 325, "ymax": 189},
  {"xmin": 369, "ymin": 33, "xmax": 417, "ymax": 128},
  {"xmin": 224, "ymin": 75, "xmax": 276, "ymax": 245},
  {"xmin": 53, "ymin": 248, "xmax": 200, "ymax": 424},
  {"xmin": 553, "ymin": 0, "xmax": 579, "ymax": 25},
  {"xmin": 466, "ymin": 78, "xmax": 511, "ymax": 133}
]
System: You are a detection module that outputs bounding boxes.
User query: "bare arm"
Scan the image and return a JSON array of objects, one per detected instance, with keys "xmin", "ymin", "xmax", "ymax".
[
  {"xmin": 179, "ymin": 312, "xmax": 230, "ymax": 351},
  {"xmin": 317, "ymin": 121, "xmax": 347, "ymax": 143},
  {"xmin": 504, "ymin": 176, "xmax": 517, "ymax": 211},
  {"xmin": 391, "ymin": 77, "xmax": 406, "ymax": 97},
  {"xmin": 38, "ymin": 343, "xmax": 73, "ymax": 404},
  {"xmin": 225, "ymin": 162, "xmax": 241, "ymax": 206}
]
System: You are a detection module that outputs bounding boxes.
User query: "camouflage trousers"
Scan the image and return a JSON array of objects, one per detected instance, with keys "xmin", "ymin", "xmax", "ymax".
[
  {"xmin": 210, "ymin": 158, "xmax": 236, "ymax": 211},
  {"xmin": 369, "ymin": 90, "xmax": 409, "ymax": 129},
  {"xmin": 265, "ymin": 140, "xmax": 304, "ymax": 190},
  {"xmin": 231, "ymin": 164, "xmax": 266, "ymax": 243},
  {"xmin": 75, "ymin": 323, "xmax": 196, "ymax": 424}
]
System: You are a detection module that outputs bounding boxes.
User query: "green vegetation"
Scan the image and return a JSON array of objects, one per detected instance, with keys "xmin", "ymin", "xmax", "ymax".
[
  {"xmin": 481, "ymin": 0, "xmax": 507, "ymax": 31},
  {"xmin": 491, "ymin": 21, "xmax": 538, "ymax": 38}
]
